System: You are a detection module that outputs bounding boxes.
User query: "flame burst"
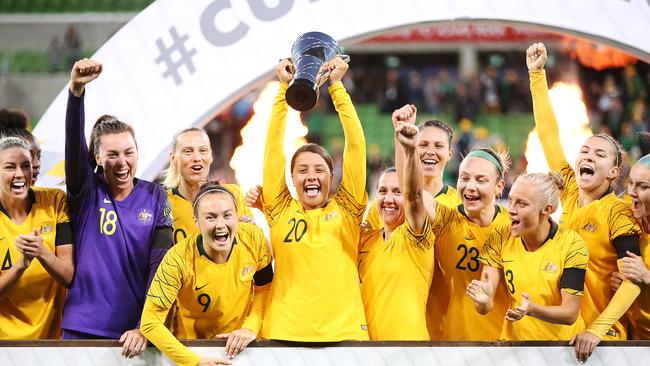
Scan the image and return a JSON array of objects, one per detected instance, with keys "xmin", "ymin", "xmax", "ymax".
[
  {"xmin": 230, "ymin": 81, "xmax": 308, "ymax": 197},
  {"xmin": 525, "ymin": 82, "xmax": 592, "ymax": 174}
]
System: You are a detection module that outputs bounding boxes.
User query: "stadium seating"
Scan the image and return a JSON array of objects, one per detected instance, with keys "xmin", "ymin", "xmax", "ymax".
[{"xmin": 0, "ymin": 0, "xmax": 153, "ymax": 13}]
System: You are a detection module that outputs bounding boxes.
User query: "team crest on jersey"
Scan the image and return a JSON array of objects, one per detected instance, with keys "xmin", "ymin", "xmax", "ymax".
[
  {"xmin": 240, "ymin": 264, "xmax": 255, "ymax": 280},
  {"xmin": 324, "ymin": 211, "xmax": 338, "ymax": 221},
  {"xmin": 543, "ymin": 262, "xmax": 559, "ymax": 273},
  {"xmin": 582, "ymin": 222, "xmax": 596, "ymax": 232},
  {"xmin": 137, "ymin": 209, "xmax": 154, "ymax": 224},
  {"xmin": 40, "ymin": 223, "xmax": 54, "ymax": 234}
]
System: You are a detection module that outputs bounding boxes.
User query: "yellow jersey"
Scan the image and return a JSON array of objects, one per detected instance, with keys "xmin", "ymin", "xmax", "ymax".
[
  {"xmin": 141, "ymin": 224, "xmax": 272, "ymax": 366},
  {"xmin": 433, "ymin": 203, "xmax": 511, "ymax": 340},
  {"xmin": 363, "ymin": 185, "xmax": 460, "ymax": 340},
  {"xmin": 260, "ymin": 82, "xmax": 369, "ymax": 341},
  {"xmin": 530, "ymin": 70, "xmax": 641, "ymax": 339},
  {"xmin": 167, "ymin": 184, "xmax": 253, "ymax": 245},
  {"xmin": 0, "ymin": 188, "xmax": 71, "ymax": 339},
  {"xmin": 557, "ymin": 164, "xmax": 640, "ymax": 339},
  {"xmin": 358, "ymin": 216, "xmax": 435, "ymax": 340},
  {"xmin": 481, "ymin": 222, "xmax": 589, "ymax": 340},
  {"xmin": 626, "ymin": 229, "xmax": 650, "ymax": 339}
]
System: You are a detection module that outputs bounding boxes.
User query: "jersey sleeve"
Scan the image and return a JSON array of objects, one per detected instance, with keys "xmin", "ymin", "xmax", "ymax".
[
  {"xmin": 558, "ymin": 164, "xmax": 577, "ymax": 204},
  {"xmin": 560, "ymin": 231, "xmax": 589, "ymax": 295},
  {"xmin": 64, "ymin": 89, "xmax": 93, "ymax": 198},
  {"xmin": 530, "ymin": 70, "xmax": 568, "ymax": 171},
  {"xmin": 330, "ymin": 82, "xmax": 367, "ymax": 208},
  {"xmin": 52, "ymin": 189, "xmax": 74, "ymax": 246},
  {"xmin": 431, "ymin": 203, "xmax": 457, "ymax": 237},
  {"xmin": 363, "ymin": 199, "xmax": 384, "ymax": 232},
  {"xmin": 261, "ymin": 83, "xmax": 292, "ymax": 226},
  {"xmin": 52, "ymin": 189, "xmax": 70, "ymax": 224},
  {"xmin": 608, "ymin": 199, "xmax": 642, "ymax": 240},
  {"xmin": 146, "ymin": 246, "xmax": 187, "ymax": 310},
  {"xmin": 563, "ymin": 232, "xmax": 589, "ymax": 270},
  {"xmin": 401, "ymin": 213, "xmax": 435, "ymax": 251},
  {"xmin": 155, "ymin": 185, "xmax": 174, "ymax": 229},
  {"xmin": 241, "ymin": 225, "xmax": 273, "ymax": 333},
  {"xmin": 140, "ymin": 300, "xmax": 200, "ymax": 366},
  {"xmin": 479, "ymin": 225, "xmax": 508, "ymax": 269}
]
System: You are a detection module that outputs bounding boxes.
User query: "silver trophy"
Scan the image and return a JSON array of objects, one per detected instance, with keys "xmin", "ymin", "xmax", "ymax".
[{"xmin": 285, "ymin": 32, "xmax": 349, "ymax": 111}]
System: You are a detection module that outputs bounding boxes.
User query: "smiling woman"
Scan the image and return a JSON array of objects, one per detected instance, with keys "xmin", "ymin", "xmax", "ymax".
[
  {"xmin": 162, "ymin": 127, "xmax": 253, "ymax": 246},
  {"xmin": 420, "ymin": 147, "xmax": 512, "ymax": 341},
  {"xmin": 0, "ymin": 110, "xmax": 42, "ymax": 185},
  {"xmin": 259, "ymin": 57, "xmax": 369, "ymax": 342},
  {"xmin": 527, "ymin": 42, "xmax": 641, "ymax": 362},
  {"xmin": 61, "ymin": 58, "xmax": 174, "ymax": 358},
  {"xmin": 0, "ymin": 136, "xmax": 74, "ymax": 339},
  {"xmin": 141, "ymin": 183, "xmax": 273, "ymax": 366},
  {"xmin": 468, "ymin": 172, "xmax": 589, "ymax": 341}
]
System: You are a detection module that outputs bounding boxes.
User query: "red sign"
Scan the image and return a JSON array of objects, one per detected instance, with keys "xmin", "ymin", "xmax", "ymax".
[{"xmin": 366, "ymin": 25, "xmax": 561, "ymax": 43}]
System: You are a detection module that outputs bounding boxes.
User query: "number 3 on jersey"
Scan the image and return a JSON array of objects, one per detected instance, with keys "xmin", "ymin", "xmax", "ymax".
[
  {"xmin": 99, "ymin": 208, "xmax": 117, "ymax": 235},
  {"xmin": 283, "ymin": 218, "xmax": 307, "ymax": 243}
]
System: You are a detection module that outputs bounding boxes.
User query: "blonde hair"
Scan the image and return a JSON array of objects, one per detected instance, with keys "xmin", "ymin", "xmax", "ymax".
[
  {"xmin": 517, "ymin": 172, "xmax": 564, "ymax": 213},
  {"xmin": 466, "ymin": 147, "xmax": 512, "ymax": 179},
  {"xmin": 163, "ymin": 127, "xmax": 210, "ymax": 189}
]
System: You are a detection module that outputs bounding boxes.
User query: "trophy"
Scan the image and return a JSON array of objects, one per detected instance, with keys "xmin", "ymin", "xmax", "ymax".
[{"xmin": 285, "ymin": 31, "xmax": 349, "ymax": 111}]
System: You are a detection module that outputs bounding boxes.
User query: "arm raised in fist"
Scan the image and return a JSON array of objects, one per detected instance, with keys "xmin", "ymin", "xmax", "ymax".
[
  {"xmin": 526, "ymin": 42, "xmax": 547, "ymax": 72},
  {"xmin": 69, "ymin": 58, "xmax": 103, "ymax": 97},
  {"xmin": 391, "ymin": 104, "xmax": 417, "ymax": 128},
  {"xmin": 275, "ymin": 58, "xmax": 295, "ymax": 85}
]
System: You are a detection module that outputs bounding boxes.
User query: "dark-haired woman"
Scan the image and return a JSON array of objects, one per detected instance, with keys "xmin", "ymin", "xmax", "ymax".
[
  {"xmin": 260, "ymin": 58, "xmax": 369, "ymax": 341},
  {"xmin": 527, "ymin": 43, "xmax": 641, "ymax": 362},
  {"xmin": 358, "ymin": 121, "xmax": 435, "ymax": 340},
  {"xmin": 141, "ymin": 183, "xmax": 273, "ymax": 365},
  {"xmin": 0, "ymin": 109, "xmax": 42, "ymax": 184},
  {"xmin": 61, "ymin": 59, "xmax": 173, "ymax": 358},
  {"xmin": 369, "ymin": 104, "xmax": 463, "ymax": 339},
  {"xmin": 0, "ymin": 136, "xmax": 73, "ymax": 338}
]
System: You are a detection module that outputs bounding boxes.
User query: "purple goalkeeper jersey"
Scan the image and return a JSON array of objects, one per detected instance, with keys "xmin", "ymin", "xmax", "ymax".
[{"xmin": 62, "ymin": 90, "xmax": 173, "ymax": 338}]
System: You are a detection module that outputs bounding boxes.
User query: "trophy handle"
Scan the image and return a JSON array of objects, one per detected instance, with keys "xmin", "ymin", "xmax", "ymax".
[{"xmin": 317, "ymin": 54, "xmax": 350, "ymax": 87}]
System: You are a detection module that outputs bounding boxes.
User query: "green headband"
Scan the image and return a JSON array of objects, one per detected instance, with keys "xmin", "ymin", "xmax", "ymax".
[
  {"xmin": 637, "ymin": 154, "xmax": 650, "ymax": 169},
  {"xmin": 466, "ymin": 150, "xmax": 504, "ymax": 176}
]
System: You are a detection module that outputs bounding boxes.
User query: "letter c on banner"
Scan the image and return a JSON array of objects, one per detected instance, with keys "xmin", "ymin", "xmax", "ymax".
[{"xmin": 201, "ymin": 0, "xmax": 250, "ymax": 47}]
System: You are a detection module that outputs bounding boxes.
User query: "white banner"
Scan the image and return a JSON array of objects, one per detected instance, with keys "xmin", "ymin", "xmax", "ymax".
[
  {"xmin": 2, "ymin": 345, "xmax": 650, "ymax": 366},
  {"xmin": 33, "ymin": 0, "xmax": 650, "ymax": 186}
]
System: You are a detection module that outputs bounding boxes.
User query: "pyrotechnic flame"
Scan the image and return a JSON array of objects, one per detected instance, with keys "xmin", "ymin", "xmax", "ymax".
[
  {"xmin": 230, "ymin": 80, "xmax": 308, "ymax": 201},
  {"xmin": 525, "ymin": 82, "xmax": 592, "ymax": 174}
]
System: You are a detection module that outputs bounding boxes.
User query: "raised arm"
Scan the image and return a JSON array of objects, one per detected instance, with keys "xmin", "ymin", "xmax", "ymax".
[
  {"xmin": 65, "ymin": 59, "xmax": 103, "ymax": 197},
  {"xmin": 396, "ymin": 122, "xmax": 426, "ymax": 234},
  {"xmin": 527, "ymin": 43, "xmax": 568, "ymax": 171},
  {"xmin": 261, "ymin": 60, "xmax": 293, "ymax": 215},
  {"xmin": 392, "ymin": 104, "xmax": 418, "ymax": 190},
  {"xmin": 329, "ymin": 57, "xmax": 366, "ymax": 204}
]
